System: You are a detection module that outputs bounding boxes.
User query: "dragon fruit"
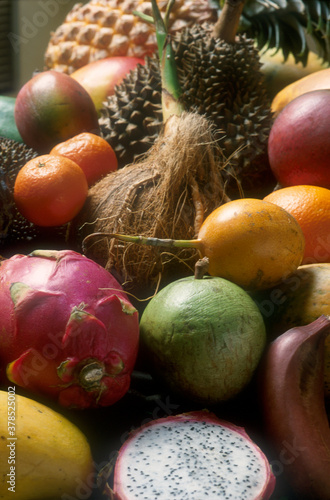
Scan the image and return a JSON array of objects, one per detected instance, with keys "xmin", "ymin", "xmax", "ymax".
[
  {"xmin": 110, "ymin": 411, "xmax": 276, "ymax": 499},
  {"xmin": 0, "ymin": 249, "xmax": 139, "ymax": 409}
]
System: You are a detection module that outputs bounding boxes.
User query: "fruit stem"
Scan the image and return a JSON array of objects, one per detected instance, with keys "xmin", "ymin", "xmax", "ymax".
[
  {"xmin": 212, "ymin": 0, "xmax": 245, "ymax": 42},
  {"xmin": 82, "ymin": 232, "xmax": 202, "ymax": 253},
  {"xmin": 78, "ymin": 360, "xmax": 105, "ymax": 391},
  {"xmin": 150, "ymin": 0, "xmax": 184, "ymax": 121},
  {"xmin": 194, "ymin": 257, "xmax": 210, "ymax": 279}
]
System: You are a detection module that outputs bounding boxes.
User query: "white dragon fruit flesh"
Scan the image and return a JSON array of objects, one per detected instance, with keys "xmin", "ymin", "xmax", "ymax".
[{"xmin": 111, "ymin": 410, "xmax": 276, "ymax": 499}]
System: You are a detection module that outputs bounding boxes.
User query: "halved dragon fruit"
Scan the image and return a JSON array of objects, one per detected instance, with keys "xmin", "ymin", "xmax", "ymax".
[
  {"xmin": 111, "ymin": 410, "xmax": 276, "ymax": 499},
  {"xmin": 0, "ymin": 249, "xmax": 139, "ymax": 409}
]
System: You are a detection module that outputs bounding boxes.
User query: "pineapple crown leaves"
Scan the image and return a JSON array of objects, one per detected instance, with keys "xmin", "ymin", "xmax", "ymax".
[
  {"xmin": 233, "ymin": 0, "xmax": 330, "ymax": 64},
  {"xmin": 134, "ymin": 0, "xmax": 184, "ymax": 121}
]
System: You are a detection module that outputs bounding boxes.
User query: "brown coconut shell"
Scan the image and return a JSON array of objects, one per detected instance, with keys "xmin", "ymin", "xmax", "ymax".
[{"xmin": 74, "ymin": 112, "xmax": 230, "ymax": 295}]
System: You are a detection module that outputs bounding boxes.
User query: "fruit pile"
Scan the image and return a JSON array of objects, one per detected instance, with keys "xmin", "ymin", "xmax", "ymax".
[{"xmin": 1, "ymin": 0, "xmax": 330, "ymax": 499}]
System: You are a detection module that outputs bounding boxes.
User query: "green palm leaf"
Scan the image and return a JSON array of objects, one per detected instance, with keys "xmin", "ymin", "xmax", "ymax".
[{"xmin": 215, "ymin": 0, "xmax": 330, "ymax": 64}]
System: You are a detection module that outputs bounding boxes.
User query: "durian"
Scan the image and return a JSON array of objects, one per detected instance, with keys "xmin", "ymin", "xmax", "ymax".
[
  {"xmin": 75, "ymin": 0, "xmax": 270, "ymax": 293},
  {"xmin": 99, "ymin": 21, "xmax": 275, "ymax": 195},
  {"xmin": 0, "ymin": 138, "xmax": 69, "ymax": 256},
  {"xmin": 44, "ymin": 0, "xmax": 218, "ymax": 74}
]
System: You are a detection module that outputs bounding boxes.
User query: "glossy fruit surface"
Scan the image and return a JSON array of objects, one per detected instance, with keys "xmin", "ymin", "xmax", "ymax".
[
  {"xmin": 260, "ymin": 316, "xmax": 330, "ymax": 499},
  {"xmin": 271, "ymin": 67, "xmax": 330, "ymax": 115},
  {"xmin": 258, "ymin": 263, "xmax": 330, "ymax": 335},
  {"xmin": 255, "ymin": 262, "xmax": 330, "ymax": 396},
  {"xmin": 268, "ymin": 89, "xmax": 330, "ymax": 188},
  {"xmin": 264, "ymin": 185, "xmax": 330, "ymax": 264},
  {"xmin": 71, "ymin": 56, "xmax": 145, "ymax": 115},
  {"xmin": 50, "ymin": 132, "xmax": 118, "ymax": 186},
  {"xmin": 0, "ymin": 249, "xmax": 139, "ymax": 409},
  {"xmin": 197, "ymin": 198, "xmax": 305, "ymax": 289},
  {"xmin": 14, "ymin": 154, "xmax": 88, "ymax": 227},
  {"xmin": 14, "ymin": 70, "xmax": 100, "ymax": 154},
  {"xmin": 0, "ymin": 390, "xmax": 94, "ymax": 498}
]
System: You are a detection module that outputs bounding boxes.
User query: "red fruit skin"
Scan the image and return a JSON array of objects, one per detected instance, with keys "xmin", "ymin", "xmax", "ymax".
[
  {"xmin": 112, "ymin": 411, "xmax": 276, "ymax": 500},
  {"xmin": 0, "ymin": 250, "xmax": 139, "ymax": 409},
  {"xmin": 14, "ymin": 70, "xmax": 100, "ymax": 154},
  {"xmin": 261, "ymin": 316, "xmax": 330, "ymax": 498},
  {"xmin": 71, "ymin": 57, "xmax": 145, "ymax": 115},
  {"xmin": 268, "ymin": 89, "xmax": 330, "ymax": 188}
]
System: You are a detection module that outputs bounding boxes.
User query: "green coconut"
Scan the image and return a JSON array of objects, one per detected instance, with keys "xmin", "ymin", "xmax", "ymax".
[{"xmin": 139, "ymin": 261, "xmax": 266, "ymax": 404}]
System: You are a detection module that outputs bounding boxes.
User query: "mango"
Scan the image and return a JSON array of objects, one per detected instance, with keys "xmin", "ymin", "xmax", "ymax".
[
  {"xmin": 271, "ymin": 67, "xmax": 330, "ymax": 116},
  {"xmin": 14, "ymin": 70, "xmax": 100, "ymax": 154},
  {"xmin": 71, "ymin": 56, "xmax": 145, "ymax": 116},
  {"xmin": 268, "ymin": 89, "xmax": 330, "ymax": 188},
  {"xmin": 0, "ymin": 390, "xmax": 94, "ymax": 500}
]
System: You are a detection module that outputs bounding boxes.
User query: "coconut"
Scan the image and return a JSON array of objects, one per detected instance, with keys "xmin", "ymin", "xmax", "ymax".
[
  {"xmin": 76, "ymin": 112, "xmax": 229, "ymax": 292},
  {"xmin": 72, "ymin": 0, "xmax": 240, "ymax": 294}
]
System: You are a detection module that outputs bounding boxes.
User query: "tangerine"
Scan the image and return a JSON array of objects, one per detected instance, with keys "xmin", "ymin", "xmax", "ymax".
[
  {"xmin": 264, "ymin": 185, "xmax": 330, "ymax": 265},
  {"xmin": 14, "ymin": 154, "xmax": 88, "ymax": 227},
  {"xmin": 50, "ymin": 132, "xmax": 118, "ymax": 186}
]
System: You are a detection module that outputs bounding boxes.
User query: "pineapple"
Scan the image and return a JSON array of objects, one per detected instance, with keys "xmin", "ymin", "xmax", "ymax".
[
  {"xmin": 44, "ymin": 0, "xmax": 218, "ymax": 74},
  {"xmin": 240, "ymin": 0, "xmax": 330, "ymax": 65},
  {"xmin": 44, "ymin": 0, "xmax": 330, "ymax": 77}
]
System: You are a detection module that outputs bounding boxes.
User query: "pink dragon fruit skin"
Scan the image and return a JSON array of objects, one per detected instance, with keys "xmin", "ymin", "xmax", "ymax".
[
  {"xmin": 111, "ymin": 410, "xmax": 276, "ymax": 500},
  {"xmin": 0, "ymin": 249, "xmax": 139, "ymax": 409}
]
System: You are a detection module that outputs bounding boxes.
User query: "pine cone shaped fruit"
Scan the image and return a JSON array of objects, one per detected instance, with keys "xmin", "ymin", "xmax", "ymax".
[
  {"xmin": 99, "ymin": 55, "xmax": 163, "ymax": 163},
  {"xmin": 99, "ymin": 24, "xmax": 275, "ymax": 195},
  {"xmin": 44, "ymin": 0, "xmax": 218, "ymax": 74}
]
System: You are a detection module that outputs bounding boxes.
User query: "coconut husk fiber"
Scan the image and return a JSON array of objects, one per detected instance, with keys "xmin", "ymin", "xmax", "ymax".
[{"xmin": 75, "ymin": 112, "xmax": 230, "ymax": 295}]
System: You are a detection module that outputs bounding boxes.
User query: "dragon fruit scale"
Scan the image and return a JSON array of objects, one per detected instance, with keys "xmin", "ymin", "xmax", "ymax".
[
  {"xmin": 0, "ymin": 249, "xmax": 139, "ymax": 409},
  {"xmin": 110, "ymin": 411, "xmax": 276, "ymax": 499}
]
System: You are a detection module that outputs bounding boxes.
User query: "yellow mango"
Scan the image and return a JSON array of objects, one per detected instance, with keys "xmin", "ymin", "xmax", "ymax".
[
  {"xmin": 0, "ymin": 390, "xmax": 94, "ymax": 500},
  {"xmin": 271, "ymin": 67, "xmax": 330, "ymax": 116}
]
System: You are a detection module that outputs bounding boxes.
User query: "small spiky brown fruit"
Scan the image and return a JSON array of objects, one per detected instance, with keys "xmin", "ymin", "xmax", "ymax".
[
  {"xmin": 0, "ymin": 138, "xmax": 38, "ymax": 249},
  {"xmin": 44, "ymin": 0, "xmax": 218, "ymax": 74},
  {"xmin": 99, "ymin": 24, "xmax": 275, "ymax": 195}
]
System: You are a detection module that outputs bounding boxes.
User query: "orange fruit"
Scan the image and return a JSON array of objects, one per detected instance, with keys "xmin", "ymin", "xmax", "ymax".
[
  {"xmin": 264, "ymin": 185, "xmax": 330, "ymax": 265},
  {"xmin": 196, "ymin": 198, "xmax": 305, "ymax": 290},
  {"xmin": 50, "ymin": 132, "xmax": 118, "ymax": 186},
  {"xmin": 14, "ymin": 154, "xmax": 88, "ymax": 227}
]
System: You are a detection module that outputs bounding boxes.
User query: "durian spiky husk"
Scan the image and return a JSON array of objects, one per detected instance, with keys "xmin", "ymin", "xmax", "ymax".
[
  {"xmin": 0, "ymin": 138, "xmax": 71, "ymax": 256},
  {"xmin": 77, "ymin": 112, "xmax": 229, "ymax": 294},
  {"xmin": 99, "ymin": 24, "xmax": 276, "ymax": 196},
  {"xmin": 44, "ymin": 0, "xmax": 218, "ymax": 74},
  {"xmin": 0, "ymin": 138, "xmax": 38, "ymax": 252}
]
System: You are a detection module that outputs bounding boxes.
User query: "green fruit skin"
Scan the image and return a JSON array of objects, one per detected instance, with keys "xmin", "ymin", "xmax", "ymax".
[
  {"xmin": 0, "ymin": 95, "xmax": 23, "ymax": 143},
  {"xmin": 253, "ymin": 263, "xmax": 330, "ymax": 396},
  {"xmin": 14, "ymin": 71, "xmax": 100, "ymax": 154},
  {"xmin": 140, "ymin": 276, "xmax": 266, "ymax": 404},
  {"xmin": 253, "ymin": 264, "xmax": 330, "ymax": 337}
]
